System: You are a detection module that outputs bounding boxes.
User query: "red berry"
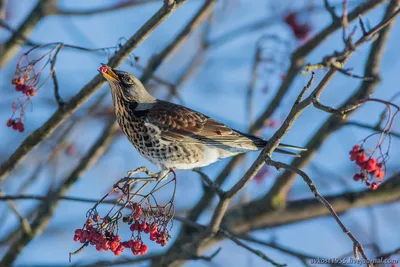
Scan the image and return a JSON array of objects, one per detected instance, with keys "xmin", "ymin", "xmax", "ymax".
[
  {"xmin": 140, "ymin": 221, "xmax": 148, "ymax": 231},
  {"xmin": 109, "ymin": 241, "xmax": 119, "ymax": 252},
  {"xmin": 373, "ymin": 167, "xmax": 380, "ymax": 177},
  {"xmin": 149, "ymin": 233, "xmax": 157, "ymax": 241},
  {"xmin": 130, "ymin": 222, "xmax": 138, "ymax": 232},
  {"xmin": 350, "ymin": 152, "xmax": 357, "ymax": 161},
  {"xmin": 377, "ymin": 170, "xmax": 385, "ymax": 179},
  {"xmin": 140, "ymin": 244, "xmax": 148, "ymax": 254},
  {"xmin": 114, "ymin": 245, "xmax": 124, "ymax": 255},
  {"xmin": 356, "ymin": 153, "xmax": 367, "ymax": 164},
  {"xmin": 366, "ymin": 159, "xmax": 377, "ymax": 172},
  {"xmin": 133, "ymin": 241, "xmax": 141, "ymax": 250},
  {"xmin": 95, "ymin": 245, "xmax": 103, "ymax": 252},
  {"xmin": 29, "ymin": 89, "xmax": 36, "ymax": 96},
  {"xmin": 12, "ymin": 77, "xmax": 24, "ymax": 85},
  {"xmin": 99, "ymin": 66, "xmax": 108, "ymax": 73},
  {"xmin": 102, "ymin": 241, "xmax": 110, "ymax": 250},
  {"xmin": 370, "ymin": 182, "xmax": 378, "ymax": 190},
  {"xmin": 15, "ymin": 84, "xmax": 25, "ymax": 92},
  {"xmin": 133, "ymin": 250, "xmax": 140, "ymax": 256},
  {"xmin": 149, "ymin": 222, "xmax": 157, "ymax": 234},
  {"xmin": 112, "ymin": 235, "xmax": 121, "ymax": 242},
  {"xmin": 294, "ymin": 24, "xmax": 310, "ymax": 40},
  {"xmin": 352, "ymin": 145, "xmax": 361, "ymax": 152},
  {"xmin": 6, "ymin": 119, "xmax": 13, "ymax": 127},
  {"xmin": 353, "ymin": 173, "xmax": 362, "ymax": 181},
  {"xmin": 73, "ymin": 235, "xmax": 79, "ymax": 242},
  {"xmin": 284, "ymin": 13, "xmax": 297, "ymax": 27}
]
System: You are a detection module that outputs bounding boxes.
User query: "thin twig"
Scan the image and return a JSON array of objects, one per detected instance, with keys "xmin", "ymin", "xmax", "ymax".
[
  {"xmin": 265, "ymin": 158, "xmax": 371, "ymax": 265},
  {"xmin": 219, "ymin": 229, "xmax": 287, "ymax": 267},
  {"xmin": 50, "ymin": 44, "xmax": 65, "ymax": 107},
  {"xmin": 56, "ymin": 0, "xmax": 159, "ymax": 16}
]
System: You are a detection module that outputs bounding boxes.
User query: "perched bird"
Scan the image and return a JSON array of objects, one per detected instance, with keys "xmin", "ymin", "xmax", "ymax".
[{"xmin": 99, "ymin": 64, "xmax": 305, "ymax": 180}]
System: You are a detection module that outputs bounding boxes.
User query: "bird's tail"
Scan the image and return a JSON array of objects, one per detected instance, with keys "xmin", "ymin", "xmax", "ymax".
[
  {"xmin": 275, "ymin": 144, "xmax": 307, "ymax": 157},
  {"xmin": 235, "ymin": 130, "xmax": 306, "ymax": 157},
  {"xmin": 248, "ymin": 134, "xmax": 306, "ymax": 157}
]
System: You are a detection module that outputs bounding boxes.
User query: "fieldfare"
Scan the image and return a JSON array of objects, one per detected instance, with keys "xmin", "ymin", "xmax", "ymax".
[{"xmin": 99, "ymin": 64, "xmax": 305, "ymax": 180}]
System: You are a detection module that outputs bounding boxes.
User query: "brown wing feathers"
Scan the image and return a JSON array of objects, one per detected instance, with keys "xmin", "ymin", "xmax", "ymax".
[{"xmin": 143, "ymin": 101, "xmax": 260, "ymax": 149}]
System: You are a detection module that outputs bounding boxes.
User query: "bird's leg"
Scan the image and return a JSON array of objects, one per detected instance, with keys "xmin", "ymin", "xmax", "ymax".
[
  {"xmin": 156, "ymin": 169, "xmax": 171, "ymax": 182},
  {"xmin": 114, "ymin": 167, "xmax": 159, "ymax": 191},
  {"xmin": 127, "ymin": 167, "xmax": 158, "ymax": 178}
]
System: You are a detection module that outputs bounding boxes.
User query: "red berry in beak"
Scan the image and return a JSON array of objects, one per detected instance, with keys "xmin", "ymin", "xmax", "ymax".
[{"xmin": 99, "ymin": 65, "xmax": 108, "ymax": 73}]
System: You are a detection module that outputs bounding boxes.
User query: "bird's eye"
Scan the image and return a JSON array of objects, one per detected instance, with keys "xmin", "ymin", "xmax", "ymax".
[{"xmin": 122, "ymin": 75, "xmax": 133, "ymax": 85}]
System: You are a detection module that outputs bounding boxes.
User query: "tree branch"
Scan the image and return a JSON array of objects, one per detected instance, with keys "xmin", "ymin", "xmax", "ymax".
[
  {"xmin": 56, "ymin": 0, "xmax": 160, "ymax": 16},
  {"xmin": 264, "ymin": 0, "xmax": 399, "ymax": 207},
  {"xmin": 0, "ymin": 0, "xmax": 187, "ymax": 183},
  {"xmin": 0, "ymin": 0, "xmax": 56, "ymax": 67},
  {"xmin": 0, "ymin": 120, "xmax": 119, "ymax": 266}
]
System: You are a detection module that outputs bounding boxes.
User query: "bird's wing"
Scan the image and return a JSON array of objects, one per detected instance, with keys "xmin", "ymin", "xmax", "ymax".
[{"xmin": 144, "ymin": 100, "xmax": 259, "ymax": 149}]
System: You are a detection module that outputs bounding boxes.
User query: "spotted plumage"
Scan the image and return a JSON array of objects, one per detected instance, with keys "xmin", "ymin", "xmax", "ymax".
[{"xmin": 100, "ymin": 65, "xmax": 306, "ymax": 179}]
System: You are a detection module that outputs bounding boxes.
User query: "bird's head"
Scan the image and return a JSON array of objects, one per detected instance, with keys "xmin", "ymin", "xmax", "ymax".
[{"xmin": 99, "ymin": 64, "xmax": 154, "ymax": 102}]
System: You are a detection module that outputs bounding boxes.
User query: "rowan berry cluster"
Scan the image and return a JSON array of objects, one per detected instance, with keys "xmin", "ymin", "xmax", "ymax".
[
  {"xmin": 6, "ymin": 73, "xmax": 38, "ymax": 133},
  {"xmin": 350, "ymin": 145, "xmax": 385, "ymax": 190},
  {"xmin": 71, "ymin": 169, "xmax": 176, "ymax": 259},
  {"xmin": 6, "ymin": 119, "xmax": 25, "ymax": 132},
  {"xmin": 73, "ymin": 220, "xmax": 125, "ymax": 256},
  {"xmin": 11, "ymin": 77, "xmax": 37, "ymax": 96},
  {"xmin": 125, "ymin": 202, "xmax": 171, "ymax": 248},
  {"xmin": 73, "ymin": 201, "xmax": 172, "ymax": 257},
  {"xmin": 283, "ymin": 12, "xmax": 311, "ymax": 40},
  {"xmin": 5, "ymin": 43, "xmax": 65, "ymax": 133}
]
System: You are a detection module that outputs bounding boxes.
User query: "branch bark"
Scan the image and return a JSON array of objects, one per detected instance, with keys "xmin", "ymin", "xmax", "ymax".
[
  {"xmin": 0, "ymin": 0, "xmax": 187, "ymax": 183},
  {"xmin": 264, "ymin": 0, "xmax": 399, "ymax": 207},
  {"xmin": 0, "ymin": 0, "xmax": 56, "ymax": 67},
  {"xmin": 0, "ymin": 121, "xmax": 119, "ymax": 266}
]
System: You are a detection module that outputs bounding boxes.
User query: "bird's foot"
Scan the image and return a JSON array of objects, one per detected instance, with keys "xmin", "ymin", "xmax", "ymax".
[
  {"xmin": 127, "ymin": 166, "xmax": 158, "ymax": 178},
  {"xmin": 114, "ymin": 167, "xmax": 159, "ymax": 191},
  {"xmin": 156, "ymin": 169, "xmax": 171, "ymax": 182}
]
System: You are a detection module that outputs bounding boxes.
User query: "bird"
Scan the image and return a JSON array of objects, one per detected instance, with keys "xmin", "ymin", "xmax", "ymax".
[{"xmin": 99, "ymin": 64, "xmax": 306, "ymax": 180}]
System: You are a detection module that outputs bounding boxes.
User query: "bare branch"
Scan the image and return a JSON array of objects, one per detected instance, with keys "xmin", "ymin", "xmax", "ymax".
[
  {"xmin": 265, "ymin": 0, "xmax": 399, "ymax": 208},
  {"xmin": 50, "ymin": 44, "xmax": 65, "ymax": 108},
  {"xmin": 0, "ymin": 0, "xmax": 188, "ymax": 183},
  {"xmin": 219, "ymin": 229, "xmax": 287, "ymax": 267},
  {"xmin": 323, "ymin": 0, "xmax": 340, "ymax": 21},
  {"xmin": 0, "ymin": 0, "xmax": 56, "ymax": 67},
  {"xmin": 265, "ymin": 158, "xmax": 370, "ymax": 264},
  {"xmin": 343, "ymin": 121, "xmax": 400, "ymax": 138},
  {"xmin": 0, "ymin": 120, "xmax": 119, "ymax": 266},
  {"xmin": 140, "ymin": 0, "xmax": 216, "ymax": 84},
  {"xmin": 56, "ymin": 0, "xmax": 160, "ymax": 16}
]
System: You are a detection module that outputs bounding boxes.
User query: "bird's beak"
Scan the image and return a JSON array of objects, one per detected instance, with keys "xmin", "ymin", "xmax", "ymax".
[{"xmin": 99, "ymin": 64, "xmax": 120, "ymax": 82}]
